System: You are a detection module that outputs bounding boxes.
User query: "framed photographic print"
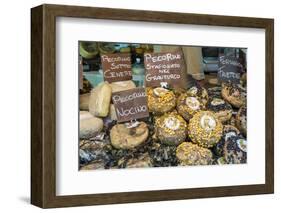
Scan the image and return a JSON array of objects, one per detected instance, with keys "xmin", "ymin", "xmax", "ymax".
[{"xmin": 31, "ymin": 4, "xmax": 274, "ymax": 208}]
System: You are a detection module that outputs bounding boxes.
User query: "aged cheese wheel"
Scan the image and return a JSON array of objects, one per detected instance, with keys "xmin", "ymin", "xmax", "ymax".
[
  {"xmin": 186, "ymin": 85, "xmax": 209, "ymax": 106},
  {"xmin": 89, "ymin": 82, "xmax": 112, "ymax": 117},
  {"xmin": 222, "ymin": 136, "xmax": 247, "ymax": 164},
  {"xmin": 176, "ymin": 142, "xmax": 213, "ymax": 166},
  {"xmin": 207, "ymin": 97, "xmax": 233, "ymax": 123},
  {"xmin": 80, "ymin": 111, "xmax": 103, "ymax": 139},
  {"xmin": 177, "ymin": 93, "xmax": 204, "ymax": 121},
  {"xmin": 146, "ymin": 87, "xmax": 176, "ymax": 114},
  {"xmin": 236, "ymin": 105, "xmax": 247, "ymax": 136},
  {"xmin": 221, "ymin": 83, "xmax": 246, "ymax": 108},
  {"xmin": 110, "ymin": 122, "xmax": 149, "ymax": 149},
  {"xmin": 118, "ymin": 152, "xmax": 152, "ymax": 168},
  {"xmin": 188, "ymin": 111, "xmax": 223, "ymax": 148},
  {"xmin": 155, "ymin": 112, "xmax": 187, "ymax": 146},
  {"xmin": 214, "ymin": 125, "xmax": 240, "ymax": 156}
]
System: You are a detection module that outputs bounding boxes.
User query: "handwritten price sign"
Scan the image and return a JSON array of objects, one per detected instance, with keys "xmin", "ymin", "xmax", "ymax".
[
  {"xmin": 112, "ymin": 88, "xmax": 149, "ymax": 123},
  {"xmin": 101, "ymin": 53, "xmax": 132, "ymax": 83},
  {"xmin": 144, "ymin": 51, "xmax": 187, "ymax": 88}
]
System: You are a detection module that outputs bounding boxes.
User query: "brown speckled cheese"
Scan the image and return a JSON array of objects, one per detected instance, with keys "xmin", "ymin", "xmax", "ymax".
[
  {"xmin": 80, "ymin": 111, "xmax": 104, "ymax": 139},
  {"xmin": 155, "ymin": 112, "xmax": 187, "ymax": 146},
  {"xmin": 118, "ymin": 152, "xmax": 152, "ymax": 168},
  {"xmin": 110, "ymin": 122, "xmax": 149, "ymax": 149},
  {"xmin": 177, "ymin": 93, "xmax": 204, "ymax": 121},
  {"xmin": 176, "ymin": 142, "xmax": 213, "ymax": 166},
  {"xmin": 214, "ymin": 125, "xmax": 240, "ymax": 156},
  {"xmin": 186, "ymin": 85, "xmax": 209, "ymax": 106},
  {"xmin": 223, "ymin": 136, "xmax": 247, "ymax": 164},
  {"xmin": 207, "ymin": 97, "xmax": 233, "ymax": 123},
  {"xmin": 236, "ymin": 105, "xmax": 247, "ymax": 136},
  {"xmin": 221, "ymin": 83, "xmax": 246, "ymax": 108}
]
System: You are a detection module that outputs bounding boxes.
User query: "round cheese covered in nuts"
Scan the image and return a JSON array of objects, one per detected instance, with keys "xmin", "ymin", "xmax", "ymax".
[
  {"xmin": 188, "ymin": 111, "xmax": 223, "ymax": 148},
  {"xmin": 177, "ymin": 93, "xmax": 204, "ymax": 121},
  {"xmin": 155, "ymin": 112, "xmax": 187, "ymax": 146},
  {"xmin": 221, "ymin": 83, "xmax": 246, "ymax": 108},
  {"xmin": 186, "ymin": 85, "xmax": 209, "ymax": 106},
  {"xmin": 146, "ymin": 87, "xmax": 176, "ymax": 114}
]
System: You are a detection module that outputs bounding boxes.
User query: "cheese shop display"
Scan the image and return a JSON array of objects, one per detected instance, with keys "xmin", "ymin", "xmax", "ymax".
[{"xmin": 79, "ymin": 41, "xmax": 247, "ymax": 170}]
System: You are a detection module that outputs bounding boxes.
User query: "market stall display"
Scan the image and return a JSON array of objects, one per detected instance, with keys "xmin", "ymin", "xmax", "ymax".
[{"xmin": 79, "ymin": 42, "xmax": 247, "ymax": 170}]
